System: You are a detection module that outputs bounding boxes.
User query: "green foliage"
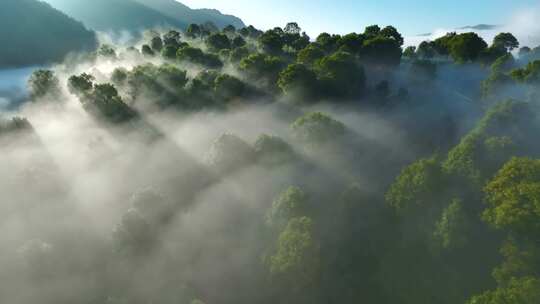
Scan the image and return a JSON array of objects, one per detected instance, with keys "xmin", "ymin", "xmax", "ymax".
[
  {"xmin": 443, "ymin": 100, "xmax": 532, "ymax": 184},
  {"xmin": 483, "ymin": 157, "xmax": 540, "ymax": 237},
  {"xmin": 186, "ymin": 24, "xmax": 202, "ymax": 38},
  {"xmin": 80, "ymin": 83, "xmax": 138, "ymax": 124},
  {"xmin": 68, "ymin": 73, "xmax": 95, "ymax": 96},
  {"xmin": 467, "ymin": 277, "xmax": 540, "ymax": 304},
  {"xmin": 177, "ymin": 46, "xmax": 223, "ymax": 68},
  {"xmin": 206, "ymin": 33, "xmax": 231, "ymax": 52},
  {"xmin": 386, "ymin": 156, "xmax": 446, "ymax": 214},
  {"xmin": 278, "ymin": 64, "xmax": 319, "ymax": 99},
  {"xmin": 98, "ymin": 44, "xmax": 116, "ymax": 58},
  {"xmin": 28, "ymin": 69, "xmax": 61, "ymax": 99},
  {"xmin": 214, "ymin": 74, "xmax": 246, "ymax": 100},
  {"xmin": 417, "ymin": 41, "xmax": 436, "ymax": 59},
  {"xmin": 258, "ymin": 29, "xmax": 285, "ymax": 55},
  {"xmin": 403, "ymin": 46, "xmax": 417, "ymax": 58},
  {"xmin": 269, "ymin": 216, "xmax": 320, "ymax": 289},
  {"xmin": 316, "ymin": 51, "xmax": 365, "ymax": 98},
  {"xmin": 254, "ymin": 134, "xmax": 295, "ymax": 166},
  {"xmin": 511, "ymin": 60, "xmax": 540, "ymax": 84},
  {"xmin": 205, "ymin": 133, "xmax": 255, "ymax": 173},
  {"xmin": 316, "ymin": 33, "xmax": 341, "ymax": 53},
  {"xmin": 380, "ymin": 25, "xmax": 404, "ymax": 46},
  {"xmin": 267, "ymin": 187, "xmax": 309, "ymax": 229},
  {"xmin": 433, "ymin": 199, "xmax": 469, "ymax": 250},
  {"xmin": 111, "ymin": 68, "xmax": 128, "ymax": 86},
  {"xmin": 296, "ymin": 45, "xmax": 325, "ymax": 65},
  {"xmin": 141, "ymin": 45, "xmax": 155, "ymax": 56},
  {"xmin": 493, "ymin": 33, "xmax": 519, "ymax": 51},
  {"xmin": 232, "ymin": 36, "xmax": 246, "ymax": 48},
  {"xmin": 361, "ymin": 36, "xmax": 403, "ymax": 66},
  {"xmin": 291, "ymin": 112, "xmax": 346, "ymax": 145},
  {"xmin": 150, "ymin": 36, "xmax": 163, "ymax": 52},
  {"xmin": 239, "ymin": 53, "xmax": 286, "ymax": 83},
  {"xmin": 449, "ymin": 32, "xmax": 488, "ymax": 63},
  {"xmin": 161, "ymin": 45, "xmax": 178, "ymax": 60}
]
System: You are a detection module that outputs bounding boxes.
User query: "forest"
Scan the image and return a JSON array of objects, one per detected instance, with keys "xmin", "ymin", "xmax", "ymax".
[{"xmin": 1, "ymin": 19, "xmax": 540, "ymax": 304}]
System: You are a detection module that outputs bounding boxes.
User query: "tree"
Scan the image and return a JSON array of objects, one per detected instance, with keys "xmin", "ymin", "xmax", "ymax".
[
  {"xmin": 161, "ymin": 45, "xmax": 177, "ymax": 59},
  {"xmin": 278, "ymin": 63, "xmax": 319, "ymax": 99},
  {"xmin": 258, "ymin": 29, "xmax": 285, "ymax": 55},
  {"xmin": 267, "ymin": 187, "xmax": 309, "ymax": 229},
  {"xmin": 493, "ymin": 33, "xmax": 519, "ymax": 51},
  {"xmin": 150, "ymin": 36, "xmax": 163, "ymax": 52},
  {"xmin": 68, "ymin": 73, "xmax": 94, "ymax": 96},
  {"xmin": 269, "ymin": 217, "xmax": 320, "ymax": 290},
  {"xmin": 284, "ymin": 22, "xmax": 301, "ymax": 35},
  {"xmin": 403, "ymin": 46, "xmax": 417, "ymax": 58},
  {"xmin": 232, "ymin": 36, "xmax": 246, "ymax": 48},
  {"xmin": 214, "ymin": 74, "xmax": 246, "ymax": 101},
  {"xmin": 163, "ymin": 30, "xmax": 181, "ymax": 47},
  {"xmin": 449, "ymin": 32, "xmax": 488, "ymax": 63},
  {"xmin": 316, "ymin": 51, "xmax": 366, "ymax": 98},
  {"xmin": 361, "ymin": 36, "xmax": 403, "ymax": 67},
  {"xmin": 364, "ymin": 25, "xmax": 381, "ymax": 38},
  {"xmin": 223, "ymin": 24, "xmax": 236, "ymax": 34},
  {"xmin": 186, "ymin": 24, "xmax": 201, "ymax": 38},
  {"xmin": 98, "ymin": 44, "xmax": 116, "ymax": 58},
  {"xmin": 386, "ymin": 155, "xmax": 446, "ymax": 215},
  {"xmin": 337, "ymin": 33, "xmax": 364, "ymax": 54},
  {"xmin": 111, "ymin": 68, "xmax": 128, "ymax": 86},
  {"xmin": 467, "ymin": 277, "xmax": 540, "ymax": 304},
  {"xmin": 297, "ymin": 45, "xmax": 325, "ymax": 65},
  {"xmin": 229, "ymin": 46, "xmax": 250, "ymax": 62},
  {"xmin": 28, "ymin": 69, "xmax": 61, "ymax": 99},
  {"xmin": 433, "ymin": 199, "xmax": 470, "ymax": 250},
  {"xmin": 177, "ymin": 46, "xmax": 223, "ymax": 68},
  {"xmin": 380, "ymin": 25, "xmax": 404, "ymax": 46},
  {"xmin": 81, "ymin": 83, "xmax": 137, "ymax": 123},
  {"xmin": 316, "ymin": 33, "xmax": 341, "ymax": 53},
  {"xmin": 483, "ymin": 157, "xmax": 540, "ymax": 237},
  {"xmin": 417, "ymin": 41, "xmax": 436, "ymax": 59},
  {"xmin": 205, "ymin": 133, "xmax": 255, "ymax": 173},
  {"xmin": 511, "ymin": 60, "xmax": 540, "ymax": 84},
  {"xmin": 206, "ymin": 33, "xmax": 231, "ymax": 52},
  {"xmin": 142, "ymin": 45, "xmax": 155, "ymax": 56},
  {"xmin": 291, "ymin": 112, "xmax": 346, "ymax": 145},
  {"xmin": 254, "ymin": 134, "xmax": 295, "ymax": 166},
  {"xmin": 239, "ymin": 53, "xmax": 286, "ymax": 82}
]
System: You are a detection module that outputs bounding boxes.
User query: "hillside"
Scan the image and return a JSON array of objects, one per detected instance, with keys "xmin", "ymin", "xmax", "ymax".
[
  {"xmin": 133, "ymin": 0, "xmax": 245, "ymax": 29},
  {"xmin": 0, "ymin": 0, "xmax": 97, "ymax": 68},
  {"xmin": 43, "ymin": 0, "xmax": 187, "ymax": 32},
  {"xmin": 43, "ymin": 0, "xmax": 244, "ymax": 33}
]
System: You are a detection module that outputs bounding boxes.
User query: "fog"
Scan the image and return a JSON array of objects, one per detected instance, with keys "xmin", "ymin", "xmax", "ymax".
[{"xmin": 1, "ymin": 19, "xmax": 539, "ymax": 304}]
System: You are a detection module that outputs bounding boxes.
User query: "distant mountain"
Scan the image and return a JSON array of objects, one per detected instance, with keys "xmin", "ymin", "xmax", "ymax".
[
  {"xmin": 43, "ymin": 0, "xmax": 244, "ymax": 33},
  {"xmin": 133, "ymin": 0, "xmax": 245, "ymax": 29},
  {"xmin": 457, "ymin": 24, "xmax": 500, "ymax": 31},
  {"xmin": 417, "ymin": 24, "xmax": 501, "ymax": 38},
  {"xmin": 0, "ymin": 0, "xmax": 97, "ymax": 68},
  {"xmin": 43, "ymin": 0, "xmax": 188, "ymax": 32}
]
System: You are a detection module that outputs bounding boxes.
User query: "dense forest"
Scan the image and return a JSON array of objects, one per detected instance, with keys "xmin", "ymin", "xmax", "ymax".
[
  {"xmin": 1, "ymin": 19, "xmax": 540, "ymax": 304},
  {"xmin": 0, "ymin": 0, "xmax": 97, "ymax": 67}
]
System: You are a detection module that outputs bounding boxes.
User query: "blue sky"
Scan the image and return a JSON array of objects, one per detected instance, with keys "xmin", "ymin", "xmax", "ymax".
[{"xmin": 182, "ymin": 0, "xmax": 539, "ymax": 37}]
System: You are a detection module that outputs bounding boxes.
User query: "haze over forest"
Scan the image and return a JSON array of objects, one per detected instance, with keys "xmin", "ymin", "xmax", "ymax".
[{"xmin": 1, "ymin": 1, "xmax": 540, "ymax": 304}]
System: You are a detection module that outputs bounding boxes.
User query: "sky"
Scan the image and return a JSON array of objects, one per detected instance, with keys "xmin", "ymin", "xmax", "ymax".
[{"xmin": 182, "ymin": 0, "xmax": 540, "ymax": 38}]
